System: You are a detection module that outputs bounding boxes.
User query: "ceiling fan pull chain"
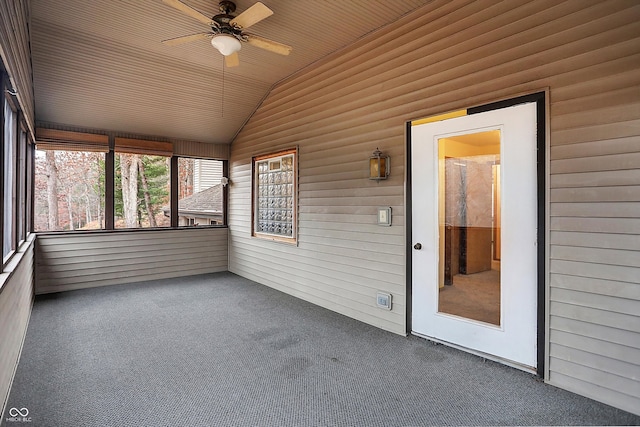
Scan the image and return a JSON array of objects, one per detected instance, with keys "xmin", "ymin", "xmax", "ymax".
[{"xmin": 221, "ymin": 55, "xmax": 225, "ymax": 118}]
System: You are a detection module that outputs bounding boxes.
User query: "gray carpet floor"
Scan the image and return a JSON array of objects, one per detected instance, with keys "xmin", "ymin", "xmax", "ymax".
[{"xmin": 4, "ymin": 272, "xmax": 639, "ymax": 426}]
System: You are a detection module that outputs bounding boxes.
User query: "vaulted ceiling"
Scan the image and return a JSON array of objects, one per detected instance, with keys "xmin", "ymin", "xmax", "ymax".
[{"xmin": 30, "ymin": 0, "xmax": 430, "ymax": 144}]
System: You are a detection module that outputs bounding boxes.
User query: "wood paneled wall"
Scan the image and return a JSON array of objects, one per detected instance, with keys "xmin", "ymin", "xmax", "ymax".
[
  {"xmin": 229, "ymin": 0, "xmax": 640, "ymax": 415},
  {"xmin": 0, "ymin": 0, "xmax": 36, "ymax": 416},
  {"xmin": 0, "ymin": 0, "xmax": 34, "ymax": 135},
  {"xmin": 36, "ymin": 228, "xmax": 228, "ymax": 294},
  {"xmin": 0, "ymin": 239, "xmax": 34, "ymax": 416}
]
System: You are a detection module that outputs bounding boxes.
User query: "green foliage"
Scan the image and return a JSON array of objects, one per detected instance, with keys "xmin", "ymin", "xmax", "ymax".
[
  {"xmin": 138, "ymin": 155, "xmax": 170, "ymax": 221},
  {"xmin": 114, "ymin": 154, "xmax": 169, "ymax": 225}
]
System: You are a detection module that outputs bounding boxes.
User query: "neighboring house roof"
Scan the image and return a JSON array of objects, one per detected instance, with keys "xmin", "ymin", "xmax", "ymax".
[{"xmin": 163, "ymin": 184, "xmax": 223, "ymax": 219}]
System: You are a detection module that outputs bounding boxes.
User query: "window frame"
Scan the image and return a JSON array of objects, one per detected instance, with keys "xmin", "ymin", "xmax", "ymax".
[
  {"xmin": 1, "ymin": 69, "xmax": 33, "ymax": 271},
  {"xmin": 16, "ymin": 120, "xmax": 28, "ymax": 244},
  {"xmin": 175, "ymin": 157, "xmax": 226, "ymax": 228},
  {"xmin": 252, "ymin": 148, "xmax": 298, "ymax": 244},
  {"xmin": 113, "ymin": 137, "xmax": 172, "ymax": 230},
  {"xmin": 2, "ymin": 77, "xmax": 19, "ymax": 265},
  {"xmin": 33, "ymin": 147, "xmax": 108, "ymax": 232},
  {"xmin": 113, "ymin": 151, "xmax": 171, "ymax": 230},
  {"xmin": 32, "ymin": 132, "xmax": 228, "ymax": 233}
]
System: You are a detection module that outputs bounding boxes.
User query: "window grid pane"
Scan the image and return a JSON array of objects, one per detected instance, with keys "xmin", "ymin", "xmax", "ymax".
[{"xmin": 255, "ymin": 154, "xmax": 294, "ymax": 239}]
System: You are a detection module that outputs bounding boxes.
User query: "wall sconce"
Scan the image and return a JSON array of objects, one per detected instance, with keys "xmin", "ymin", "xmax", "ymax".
[{"xmin": 369, "ymin": 148, "xmax": 390, "ymax": 181}]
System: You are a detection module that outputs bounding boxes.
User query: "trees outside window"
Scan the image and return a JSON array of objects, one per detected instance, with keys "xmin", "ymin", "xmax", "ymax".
[
  {"xmin": 35, "ymin": 151, "xmax": 173, "ymax": 231},
  {"xmin": 33, "ymin": 132, "xmax": 225, "ymax": 232},
  {"xmin": 34, "ymin": 149, "xmax": 105, "ymax": 231},
  {"xmin": 114, "ymin": 154, "xmax": 170, "ymax": 228}
]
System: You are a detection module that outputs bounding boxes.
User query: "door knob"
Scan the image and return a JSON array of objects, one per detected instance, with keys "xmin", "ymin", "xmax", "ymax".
[{"xmin": 414, "ymin": 243, "xmax": 422, "ymax": 250}]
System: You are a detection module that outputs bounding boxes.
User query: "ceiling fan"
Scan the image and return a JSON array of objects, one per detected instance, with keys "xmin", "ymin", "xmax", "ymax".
[{"xmin": 162, "ymin": 0, "xmax": 292, "ymax": 67}]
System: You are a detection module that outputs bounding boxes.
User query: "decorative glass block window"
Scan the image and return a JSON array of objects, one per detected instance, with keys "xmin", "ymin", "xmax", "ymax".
[{"xmin": 253, "ymin": 149, "xmax": 296, "ymax": 243}]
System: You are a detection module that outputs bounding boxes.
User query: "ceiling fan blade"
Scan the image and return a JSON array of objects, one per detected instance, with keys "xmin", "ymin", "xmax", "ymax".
[
  {"xmin": 162, "ymin": 33, "xmax": 212, "ymax": 46},
  {"xmin": 230, "ymin": 2, "xmax": 273, "ymax": 29},
  {"xmin": 225, "ymin": 52, "xmax": 240, "ymax": 67},
  {"xmin": 162, "ymin": 0, "xmax": 212, "ymax": 25},
  {"xmin": 246, "ymin": 34, "xmax": 292, "ymax": 56}
]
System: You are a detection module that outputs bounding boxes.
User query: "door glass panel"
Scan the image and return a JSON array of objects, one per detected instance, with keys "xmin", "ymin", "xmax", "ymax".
[{"xmin": 437, "ymin": 130, "xmax": 501, "ymax": 325}]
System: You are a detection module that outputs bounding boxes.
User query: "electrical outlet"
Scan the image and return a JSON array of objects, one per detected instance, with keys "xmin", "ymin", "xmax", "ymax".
[{"xmin": 376, "ymin": 292, "xmax": 392, "ymax": 310}]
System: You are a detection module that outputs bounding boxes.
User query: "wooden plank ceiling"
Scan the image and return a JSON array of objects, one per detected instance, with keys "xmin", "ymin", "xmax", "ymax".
[{"xmin": 30, "ymin": 0, "xmax": 430, "ymax": 144}]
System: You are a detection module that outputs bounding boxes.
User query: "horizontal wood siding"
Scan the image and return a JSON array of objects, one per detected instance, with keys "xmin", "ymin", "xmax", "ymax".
[
  {"xmin": 228, "ymin": 0, "xmax": 640, "ymax": 414},
  {"xmin": 35, "ymin": 228, "xmax": 228, "ymax": 294},
  {"xmin": 0, "ymin": 239, "xmax": 34, "ymax": 415}
]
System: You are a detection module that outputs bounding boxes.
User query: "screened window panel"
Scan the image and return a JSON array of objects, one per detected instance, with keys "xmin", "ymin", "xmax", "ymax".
[
  {"xmin": 34, "ymin": 148, "xmax": 106, "ymax": 231},
  {"xmin": 3, "ymin": 97, "xmax": 17, "ymax": 259},
  {"xmin": 177, "ymin": 158, "xmax": 224, "ymax": 227},
  {"xmin": 17, "ymin": 128, "xmax": 27, "ymax": 243}
]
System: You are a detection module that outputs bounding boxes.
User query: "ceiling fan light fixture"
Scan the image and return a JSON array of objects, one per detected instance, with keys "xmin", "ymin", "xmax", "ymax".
[{"xmin": 210, "ymin": 34, "xmax": 242, "ymax": 56}]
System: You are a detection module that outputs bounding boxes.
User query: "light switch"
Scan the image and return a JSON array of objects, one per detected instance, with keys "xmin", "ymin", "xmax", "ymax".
[{"xmin": 377, "ymin": 207, "xmax": 391, "ymax": 226}]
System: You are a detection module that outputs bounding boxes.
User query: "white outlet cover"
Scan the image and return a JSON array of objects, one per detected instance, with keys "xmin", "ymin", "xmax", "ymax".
[{"xmin": 376, "ymin": 292, "xmax": 392, "ymax": 310}]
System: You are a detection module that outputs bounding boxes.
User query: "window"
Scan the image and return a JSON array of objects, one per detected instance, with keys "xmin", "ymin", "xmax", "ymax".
[
  {"xmin": 114, "ymin": 153, "xmax": 170, "ymax": 229},
  {"xmin": 32, "ymin": 130, "xmax": 227, "ymax": 232},
  {"xmin": 2, "ymin": 69, "xmax": 33, "ymax": 270},
  {"xmin": 17, "ymin": 126, "xmax": 28, "ymax": 242},
  {"xmin": 34, "ymin": 129, "xmax": 109, "ymax": 231},
  {"xmin": 253, "ymin": 149, "xmax": 297, "ymax": 243},
  {"xmin": 2, "ymin": 94, "xmax": 17, "ymax": 260},
  {"xmin": 34, "ymin": 148, "xmax": 105, "ymax": 231},
  {"xmin": 114, "ymin": 138, "xmax": 171, "ymax": 229},
  {"xmin": 25, "ymin": 131, "xmax": 34, "ymax": 235},
  {"xmin": 176, "ymin": 158, "xmax": 224, "ymax": 227}
]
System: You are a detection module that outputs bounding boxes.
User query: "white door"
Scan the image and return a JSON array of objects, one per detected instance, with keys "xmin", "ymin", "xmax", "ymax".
[{"xmin": 411, "ymin": 103, "xmax": 538, "ymax": 370}]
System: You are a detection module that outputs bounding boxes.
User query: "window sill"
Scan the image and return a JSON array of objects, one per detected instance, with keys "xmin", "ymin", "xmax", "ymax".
[
  {"xmin": 252, "ymin": 233, "xmax": 297, "ymax": 245},
  {"xmin": 0, "ymin": 234, "xmax": 35, "ymax": 295},
  {"xmin": 35, "ymin": 225, "xmax": 228, "ymax": 237}
]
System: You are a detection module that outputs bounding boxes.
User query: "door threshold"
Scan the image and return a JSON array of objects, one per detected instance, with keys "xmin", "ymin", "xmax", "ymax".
[{"xmin": 411, "ymin": 331, "xmax": 537, "ymax": 375}]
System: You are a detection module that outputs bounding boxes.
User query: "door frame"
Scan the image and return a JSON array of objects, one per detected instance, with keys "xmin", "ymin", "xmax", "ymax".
[{"xmin": 405, "ymin": 92, "xmax": 547, "ymax": 376}]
